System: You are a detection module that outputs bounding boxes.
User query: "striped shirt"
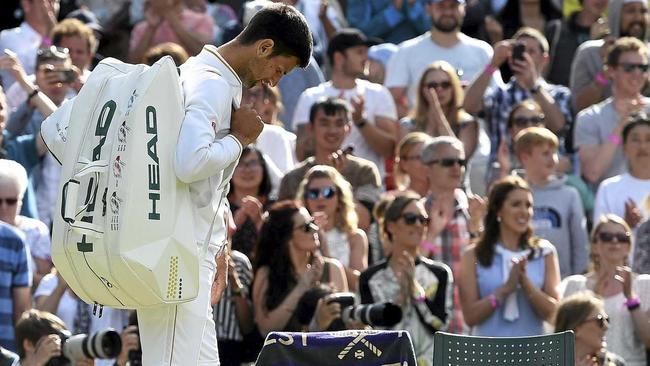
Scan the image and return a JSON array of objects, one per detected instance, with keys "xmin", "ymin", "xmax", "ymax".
[
  {"xmin": 214, "ymin": 250, "xmax": 252, "ymax": 341},
  {"xmin": 0, "ymin": 222, "xmax": 31, "ymax": 352}
]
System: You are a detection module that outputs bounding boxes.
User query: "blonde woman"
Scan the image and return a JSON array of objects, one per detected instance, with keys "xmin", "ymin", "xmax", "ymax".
[
  {"xmin": 400, "ymin": 61, "xmax": 478, "ymax": 158},
  {"xmin": 560, "ymin": 214, "xmax": 650, "ymax": 366},
  {"xmin": 393, "ymin": 132, "xmax": 433, "ymax": 197},
  {"xmin": 298, "ymin": 165, "xmax": 368, "ymax": 292},
  {"xmin": 555, "ymin": 293, "xmax": 626, "ymax": 366}
]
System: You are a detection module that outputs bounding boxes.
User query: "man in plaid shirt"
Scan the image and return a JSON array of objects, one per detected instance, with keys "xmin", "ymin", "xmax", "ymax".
[{"xmin": 463, "ymin": 27, "xmax": 573, "ymax": 186}]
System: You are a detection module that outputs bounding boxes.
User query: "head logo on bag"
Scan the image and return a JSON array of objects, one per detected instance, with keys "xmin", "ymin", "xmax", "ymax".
[{"xmin": 146, "ymin": 106, "xmax": 160, "ymax": 221}]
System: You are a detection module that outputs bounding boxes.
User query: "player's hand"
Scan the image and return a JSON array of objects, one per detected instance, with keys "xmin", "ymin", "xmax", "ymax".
[{"xmin": 231, "ymin": 105, "xmax": 264, "ymax": 147}]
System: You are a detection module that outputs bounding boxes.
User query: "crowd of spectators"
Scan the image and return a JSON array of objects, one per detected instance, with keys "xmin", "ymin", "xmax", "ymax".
[{"xmin": 0, "ymin": 0, "xmax": 649, "ymax": 365}]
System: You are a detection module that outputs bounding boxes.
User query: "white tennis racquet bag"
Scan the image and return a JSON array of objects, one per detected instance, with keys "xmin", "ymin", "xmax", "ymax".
[{"xmin": 41, "ymin": 56, "xmax": 202, "ymax": 309}]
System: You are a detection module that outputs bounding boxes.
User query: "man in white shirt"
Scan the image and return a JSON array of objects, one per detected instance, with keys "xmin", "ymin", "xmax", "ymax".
[
  {"xmin": 0, "ymin": 0, "xmax": 60, "ymax": 90},
  {"xmin": 136, "ymin": 4, "xmax": 313, "ymax": 365},
  {"xmin": 293, "ymin": 28, "xmax": 398, "ymax": 179},
  {"xmin": 384, "ymin": 0, "xmax": 498, "ymax": 117},
  {"xmin": 593, "ymin": 115, "xmax": 650, "ymax": 227}
]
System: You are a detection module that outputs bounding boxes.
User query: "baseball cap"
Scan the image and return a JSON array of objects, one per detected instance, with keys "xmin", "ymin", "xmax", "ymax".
[
  {"xmin": 327, "ymin": 28, "xmax": 380, "ymax": 62},
  {"xmin": 66, "ymin": 9, "xmax": 104, "ymax": 34}
]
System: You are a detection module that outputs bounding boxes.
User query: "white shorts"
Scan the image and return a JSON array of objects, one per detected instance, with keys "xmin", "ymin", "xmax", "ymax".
[{"xmin": 138, "ymin": 243, "xmax": 221, "ymax": 365}]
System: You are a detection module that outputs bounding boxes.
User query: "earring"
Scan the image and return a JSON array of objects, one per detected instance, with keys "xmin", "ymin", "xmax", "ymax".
[{"xmin": 497, "ymin": 216, "xmax": 502, "ymax": 223}]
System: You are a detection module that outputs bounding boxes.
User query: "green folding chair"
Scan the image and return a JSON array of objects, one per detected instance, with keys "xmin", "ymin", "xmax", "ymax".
[{"xmin": 433, "ymin": 331, "xmax": 575, "ymax": 366}]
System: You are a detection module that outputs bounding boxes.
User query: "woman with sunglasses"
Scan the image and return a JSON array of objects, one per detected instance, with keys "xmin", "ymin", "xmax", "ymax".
[
  {"xmin": 399, "ymin": 61, "xmax": 478, "ymax": 159},
  {"xmin": 458, "ymin": 175, "xmax": 560, "ymax": 336},
  {"xmin": 252, "ymin": 200, "xmax": 347, "ymax": 336},
  {"xmin": 560, "ymin": 214, "xmax": 650, "ymax": 366},
  {"xmin": 555, "ymin": 292, "xmax": 626, "ymax": 366},
  {"xmin": 228, "ymin": 146, "xmax": 273, "ymax": 259},
  {"xmin": 359, "ymin": 191, "xmax": 452, "ymax": 365},
  {"xmin": 297, "ymin": 165, "xmax": 368, "ymax": 292},
  {"xmin": 494, "ymin": 99, "xmax": 546, "ymax": 180}
]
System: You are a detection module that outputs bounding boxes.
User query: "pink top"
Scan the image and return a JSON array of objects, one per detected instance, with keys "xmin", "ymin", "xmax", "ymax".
[{"xmin": 129, "ymin": 8, "xmax": 214, "ymax": 53}]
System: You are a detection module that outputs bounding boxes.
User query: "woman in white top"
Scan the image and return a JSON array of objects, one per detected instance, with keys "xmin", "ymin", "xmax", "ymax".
[
  {"xmin": 297, "ymin": 165, "xmax": 368, "ymax": 292},
  {"xmin": 560, "ymin": 214, "xmax": 650, "ymax": 366}
]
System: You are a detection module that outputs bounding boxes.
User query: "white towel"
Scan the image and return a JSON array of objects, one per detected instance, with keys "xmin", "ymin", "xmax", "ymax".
[{"xmin": 494, "ymin": 245, "xmax": 530, "ymax": 322}]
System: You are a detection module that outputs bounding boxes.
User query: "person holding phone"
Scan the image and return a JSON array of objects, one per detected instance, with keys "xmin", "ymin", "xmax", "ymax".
[
  {"xmin": 463, "ymin": 27, "xmax": 572, "ymax": 188},
  {"xmin": 1, "ymin": 46, "xmax": 71, "ymax": 227}
]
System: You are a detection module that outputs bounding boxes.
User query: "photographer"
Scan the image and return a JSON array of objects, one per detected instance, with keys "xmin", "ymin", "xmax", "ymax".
[
  {"xmin": 359, "ymin": 192, "xmax": 453, "ymax": 366},
  {"xmin": 14, "ymin": 309, "xmax": 93, "ymax": 366}
]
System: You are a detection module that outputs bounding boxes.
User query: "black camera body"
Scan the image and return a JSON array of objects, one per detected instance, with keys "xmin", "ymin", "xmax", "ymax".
[
  {"xmin": 45, "ymin": 329, "xmax": 122, "ymax": 366},
  {"xmin": 325, "ymin": 292, "xmax": 403, "ymax": 331}
]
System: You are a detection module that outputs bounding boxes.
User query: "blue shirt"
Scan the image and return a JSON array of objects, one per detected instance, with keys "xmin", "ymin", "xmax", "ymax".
[
  {"xmin": 347, "ymin": 0, "xmax": 432, "ymax": 45},
  {"xmin": 0, "ymin": 222, "xmax": 31, "ymax": 351},
  {"xmin": 473, "ymin": 241, "xmax": 554, "ymax": 337}
]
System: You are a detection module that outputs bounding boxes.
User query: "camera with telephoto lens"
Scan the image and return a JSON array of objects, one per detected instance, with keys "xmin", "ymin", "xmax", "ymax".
[
  {"xmin": 326, "ymin": 292, "xmax": 403, "ymax": 331},
  {"xmin": 44, "ymin": 328, "xmax": 122, "ymax": 366}
]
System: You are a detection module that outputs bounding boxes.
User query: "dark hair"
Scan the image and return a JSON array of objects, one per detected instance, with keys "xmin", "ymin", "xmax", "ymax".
[
  {"xmin": 36, "ymin": 46, "xmax": 70, "ymax": 68},
  {"xmin": 475, "ymin": 176, "xmax": 540, "ymax": 266},
  {"xmin": 382, "ymin": 191, "xmax": 422, "ymax": 242},
  {"xmin": 622, "ymin": 113, "xmax": 650, "ymax": 144},
  {"xmin": 506, "ymin": 99, "xmax": 543, "ymax": 129},
  {"xmin": 237, "ymin": 3, "xmax": 313, "ymax": 68},
  {"xmin": 308, "ymin": 97, "xmax": 350, "ymax": 124},
  {"xmin": 15, "ymin": 309, "xmax": 67, "ymax": 358},
  {"xmin": 228, "ymin": 146, "xmax": 273, "ymax": 199},
  {"xmin": 498, "ymin": 1, "xmax": 561, "ymax": 40},
  {"xmin": 253, "ymin": 200, "xmax": 302, "ymax": 311}
]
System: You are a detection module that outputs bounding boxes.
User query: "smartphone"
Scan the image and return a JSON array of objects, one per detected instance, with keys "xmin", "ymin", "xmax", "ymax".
[
  {"xmin": 512, "ymin": 41, "xmax": 526, "ymax": 61},
  {"xmin": 45, "ymin": 68, "xmax": 75, "ymax": 84}
]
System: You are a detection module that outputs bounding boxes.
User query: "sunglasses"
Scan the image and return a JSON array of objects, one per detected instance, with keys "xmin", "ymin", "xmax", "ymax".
[
  {"xmin": 583, "ymin": 314, "xmax": 609, "ymax": 329},
  {"xmin": 597, "ymin": 231, "xmax": 631, "ymax": 244},
  {"xmin": 425, "ymin": 158, "xmax": 467, "ymax": 167},
  {"xmin": 238, "ymin": 159, "xmax": 261, "ymax": 169},
  {"xmin": 306, "ymin": 186, "xmax": 336, "ymax": 200},
  {"xmin": 402, "ymin": 212, "xmax": 430, "ymax": 226},
  {"xmin": 619, "ymin": 63, "xmax": 650, "ymax": 73},
  {"xmin": 512, "ymin": 115, "xmax": 544, "ymax": 127},
  {"xmin": 295, "ymin": 219, "xmax": 319, "ymax": 233},
  {"xmin": 0, "ymin": 197, "xmax": 18, "ymax": 206},
  {"xmin": 425, "ymin": 81, "xmax": 452, "ymax": 90}
]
